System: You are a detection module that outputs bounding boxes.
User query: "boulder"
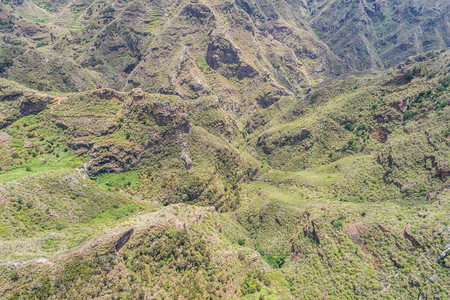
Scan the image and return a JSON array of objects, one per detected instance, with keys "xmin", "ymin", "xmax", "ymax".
[
  {"xmin": 403, "ymin": 224, "xmax": 423, "ymax": 248},
  {"xmin": 114, "ymin": 228, "xmax": 135, "ymax": 254},
  {"xmin": 181, "ymin": 151, "xmax": 193, "ymax": 170}
]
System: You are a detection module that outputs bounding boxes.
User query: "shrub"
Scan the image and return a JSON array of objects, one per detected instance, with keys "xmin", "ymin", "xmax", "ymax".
[
  {"xmin": 440, "ymin": 75, "xmax": 450, "ymax": 88},
  {"xmin": 331, "ymin": 216, "xmax": 345, "ymax": 229},
  {"xmin": 55, "ymin": 223, "xmax": 65, "ymax": 231},
  {"xmin": 346, "ymin": 139, "xmax": 358, "ymax": 152},
  {"xmin": 263, "ymin": 253, "xmax": 287, "ymax": 268},
  {"xmin": 10, "ymin": 272, "xmax": 19, "ymax": 281},
  {"xmin": 344, "ymin": 123, "xmax": 355, "ymax": 131},
  {"xmin": 36, "ymin": 40, "xmax": 49, "ymax": 48},
  {"xmin": 405, "ymin": 72, "xmax": 414, "ymax": 83},
  {"xmin": 403, "ymin": 110, "xmax": 417, "ymax": 121},
  {"xmin": 166, "ymin": 227, "xmax": 177, "ymax": 238},
  {"xmin": 0, "ymin": 57, "xmax": 13, "ymax": 73},
  {"xmin": 256, "ymin": 246, "xmax": 265, "ymax": 256},
  {"xmin": 241, "ymin": 275, "xmax": 261, "ymax": 295}
]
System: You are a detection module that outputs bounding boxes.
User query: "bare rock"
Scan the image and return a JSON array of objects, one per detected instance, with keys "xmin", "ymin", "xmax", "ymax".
[
  {"xmin": 424, "ymin": 155, "xmax": 449, "ymax": 180},
  {"xmin": 181, "ymin": 151, "xmax": 193, "ymax": 170},
  {"xmin": 152, "ymin": 101, "xmax": 191, "ymax": 133},
  {"xmin": 114, "ymin": 228, "xmax": 134, "ymax": 254},
  {"xmin": 347, "ymin": 222, "xmax": 363, "ymax": 246},
  {"xmin": 23, "ymin": 139, "xmax": 33, "ymax": 148},
  {"xmin": 206, "ymin": 36, "xmax": 258, "ymax": 80},
  {"xmin": 257, "ymin": 129, "xmax": 311, "ymax": 154},
  {"xmin": 437, "ymin": 244, "xmax": 450, "ymax": 264},
  {"xmin": 181, "ymin": 4, "xmax": 216, "ymax": 24},
  {"xmin": 55, "ymin": 117, "xmax": 118, "ymax": 138},
  {"xmin": 131, "ymin": 88, "xmax": 145, "ymax": 101},
  {"xmin": 255, "ymin": 90, "xmax": 284, "ymax": 108},
  {"xmin": 19, "ymin": 92, "xmax": 59, "ymax": 116},
  {"xmin": 68, "ymin": 138, "xmax": 96, "ymax": 156},
  {"xmin": 0, "ymin": 91, "xmax": 23, "ymax": 102},
  {"xmin": 391, "ymin": 256, "xmax": 403, "ymax": 268},
  {"xmin": 173, "ymin": 55, "xmax": 210, "ymax": 99},
  {"xmin": 378, "ymin": 223, "xmax": 391, "ymax": 235},
  {"xmin": 86, "ymin": 88, "xmax": 125, "ymax": 102},
  {"xmin": 391, "ymin": 97, "xmax": 409, "ymax": 113},
  {"xmin": 403, "ymin": 224, "xmax": 423, "ymax": 248},
  {"xmin": 371, "ymin": 127, "xmax": 391, "ymax": 143},
  {"xmin": 0, "ymin": 132, "xmax": 12, "ymax": 145},
  {"xmin": 87, "ymin": 142, "xmax": 143, "ymax": 175},
  {"xmin": 303, "ymin": 220, "xmax": 320, "ymax": 244}
]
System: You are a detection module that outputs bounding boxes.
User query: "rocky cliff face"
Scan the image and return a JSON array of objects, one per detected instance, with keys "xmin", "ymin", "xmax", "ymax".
[{"xmin": 0, "ymin": 87, "xmax": 63, "ymax": 128}]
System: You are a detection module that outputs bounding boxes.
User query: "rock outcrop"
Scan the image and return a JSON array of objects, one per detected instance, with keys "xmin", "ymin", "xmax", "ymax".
[
  {"xmin": 0, "ymin": 89, "xmax": 62, "ymax": 128},
  {"xmin": 87, "ymin": 142, "xmax": 143, "ymax": 175},
  {"xmin": 180, "ymin": 4, "xmax": 216, "ymax": 24},
  {"xmin": 206, "ymin": 36, "xmax": 258, "ymax": 80},
  {"xmin": 257, "ymin": 129, "xmax": 311, "ymax": 154},
  {"xmin": 303, "ymin": 220, "xmax": 320, "ymax": 244},
  {"xmin": 403, "ymin": 224, "xmax": 423, "ymax": 248},
  {"xmin": 371, "ymin": 127, "xmax": 391, "ymax": 143},
  {"xmin": 255, "ymin": 90, "xmax": 285, "ymax": 108},
  {"xmin": 114, "ymin": 228, "xmax": 135, "ymax": 254},
  {"xmin": 152, "ymin": 101, "xmax": 191, "ymax": 133}
]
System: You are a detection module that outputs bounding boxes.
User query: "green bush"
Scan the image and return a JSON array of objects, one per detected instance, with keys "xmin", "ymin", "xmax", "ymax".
[
  {"xmin": 331, "ymin": 216, "xmax": 345, "ymax": 229},
  {"xmin": 55, "ymin": 223, "xmax": 65, "ymax": 231},
  {"xmin": 439, "ymin": 75, "xmax": 450, "ymax": 88},
  {"xmin": 263, "ymin": 253, "xmax": 287, "ymax": 268},
  {"xmin": 241, "ymin": 275, "xmax": 261, "ymax": 295},
  {"xmin": 344, "ymin": 123, "xmax": 355, "ymax": 131},
  {"xmin": 36, "ymin": 41, "xmax": 49, "ymax": 48},
  {"xmin": 346, "ymin": 139, "xmax": 358, "ymax": 152},
  {"xmin": 0, "ymin": 57, "xmax": 13, "ymax": 73}
]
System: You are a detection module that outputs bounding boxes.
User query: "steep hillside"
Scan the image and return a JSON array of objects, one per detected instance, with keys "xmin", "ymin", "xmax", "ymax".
[
  {"xmin": 1, "ymin": 48, "xmax": 448, "ymax": 299},
  {"xmin": 0, "ymin": 0, "xmax": 449, "ymax": 299},
  {"xmin": 0, "ymin": 0, "xmax": 344, "ymax": 100},
  {"xmin": 310, "ymin": 0, "xmax": 449, "ymax": 69},
  {"xmin": 253, "ymin": 49, "xmax": 449, "ymax": 200},
  {"xmin": 1, "ymin": 0, "xmax": 448, "ymax": 96}
]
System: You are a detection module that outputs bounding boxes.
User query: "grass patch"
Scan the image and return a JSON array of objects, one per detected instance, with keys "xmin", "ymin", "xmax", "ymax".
[
  {"xmin": 92, "ymin": 203, "xmax": 141, "ymax": 224},
  {"xmin": 25, "ymin": 16, "xmax": 49, "ymax": 24}
]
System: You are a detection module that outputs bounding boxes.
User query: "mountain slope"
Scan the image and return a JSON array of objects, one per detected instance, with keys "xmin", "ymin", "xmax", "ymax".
[
  {"xmin": 0, "ymin": 0, "xmax": 449, "ymax": 299},
  {"xmin": 310, "ymin": 0, "xmax": 449, "ymax": 69}
]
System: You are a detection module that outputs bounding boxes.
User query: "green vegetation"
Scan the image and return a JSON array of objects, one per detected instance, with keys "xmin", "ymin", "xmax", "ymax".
[
  {"xmin": 24, "ymin": 16, "xmax": 49, "ymax": 24},
  {"xmin": 0, "ymin": 0, "xmax": 448, "ymax": 298},
  {"xmin": 263, "ymin": 253, "xmax": 287, "ymax": 269},
  {"xmin": 0, "ymin": 50, "xmax": 448, "ymax": 298}
]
